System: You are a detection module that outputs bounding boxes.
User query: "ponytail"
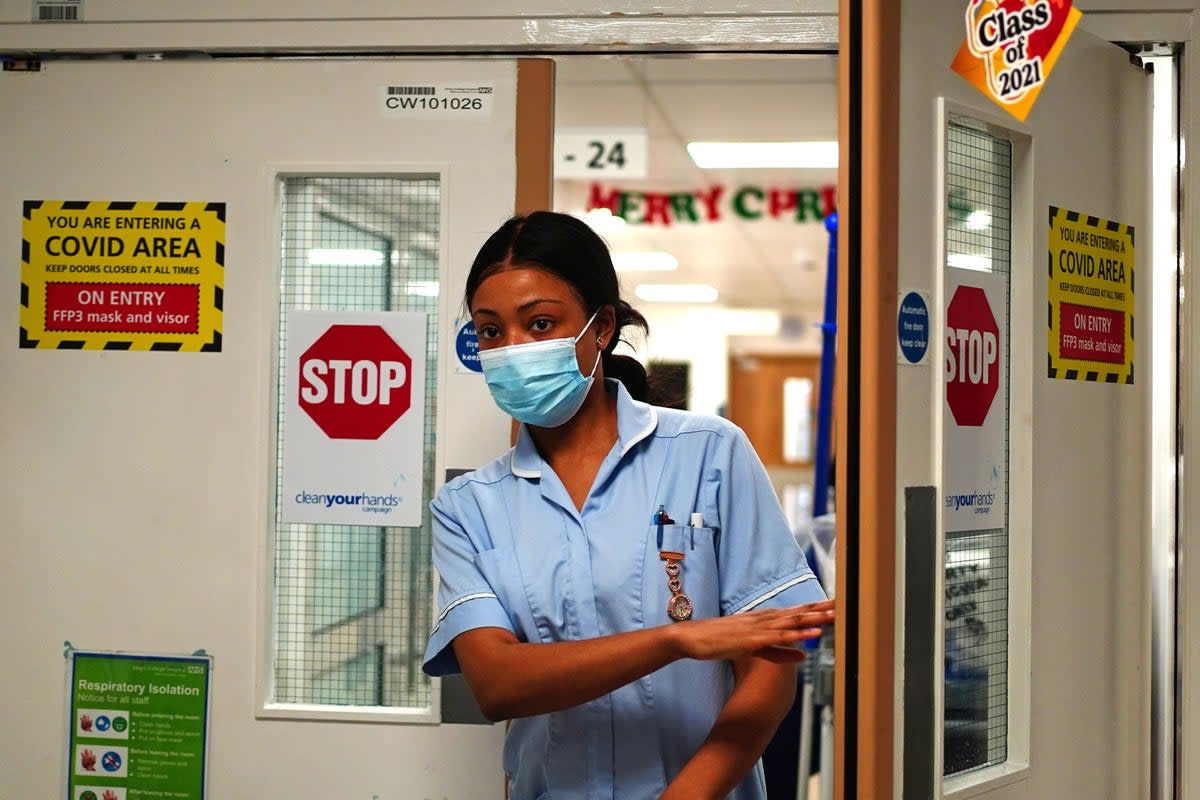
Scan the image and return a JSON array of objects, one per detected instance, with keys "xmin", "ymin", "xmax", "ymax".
[
  {"xmin": 603, "ymin": 353, "xmax": 650, "ymax": 401},
  {"xmin": 601, "ymin": 299, "xmax": 651, "ymax": 402}
]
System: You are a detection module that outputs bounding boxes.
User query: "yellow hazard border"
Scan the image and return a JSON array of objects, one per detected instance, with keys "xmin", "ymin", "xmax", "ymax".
[
  {"xmin": 20, "ymin": 200, "xmax": 225, "ymax": 352},
  {"xmin": 1047, "ymin": 205, "xmax": 1135, "ymax": 384}
]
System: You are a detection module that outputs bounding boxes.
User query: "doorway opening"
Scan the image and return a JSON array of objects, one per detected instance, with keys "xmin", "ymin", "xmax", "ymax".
[{"xmin": 551, "ymin": 54, "xmax": 839, "ymax": 799}]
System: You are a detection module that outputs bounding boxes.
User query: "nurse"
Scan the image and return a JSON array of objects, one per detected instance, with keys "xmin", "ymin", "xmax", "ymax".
[{"xmin": 423, "ymin": 211, "xmax": 833, "ymax": 800}]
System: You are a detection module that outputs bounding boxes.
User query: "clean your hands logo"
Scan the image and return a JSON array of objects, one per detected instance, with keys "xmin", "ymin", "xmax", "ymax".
[
  {"xmin": 294, "ymin": 491, "xmax": 401, "ymax": 515},
  {"xmin": 945, "ymin": 465, "xmax": 1002, "ymax": 514}
]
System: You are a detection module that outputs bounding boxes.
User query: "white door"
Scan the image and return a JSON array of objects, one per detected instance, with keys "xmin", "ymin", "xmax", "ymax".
[
  {"xmin": 1, "ymin": 58, "xmax": 537, "ymax": 798},
  {"xmin": 893, "ymin": 9, "xmax": 1151, "ymax": 800}
]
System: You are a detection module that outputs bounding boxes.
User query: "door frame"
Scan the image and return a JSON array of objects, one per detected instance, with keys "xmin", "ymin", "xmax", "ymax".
[
  {"xmin": 838, "ymin": 5, "xmax": 898, "ymax": 797},
  {"xmin": 8, "ymin": 6, "xmax": 1189, "ymax": 800}
]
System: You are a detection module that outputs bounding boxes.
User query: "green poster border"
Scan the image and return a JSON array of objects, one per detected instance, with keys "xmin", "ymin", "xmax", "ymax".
[{"xmin": 65, "ymin": 651, "xmax": 212, "ymax": 800}]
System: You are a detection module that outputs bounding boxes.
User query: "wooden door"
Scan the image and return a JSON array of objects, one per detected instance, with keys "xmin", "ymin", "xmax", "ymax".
[{"xmin": 727, "ymin": 353, "xmax": 822, "ymax": 468}]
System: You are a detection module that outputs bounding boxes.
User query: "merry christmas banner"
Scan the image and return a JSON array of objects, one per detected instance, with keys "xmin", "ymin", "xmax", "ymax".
[{"xmin": 585, "ymin": 182, "xmax": 836, "ymax": 226}]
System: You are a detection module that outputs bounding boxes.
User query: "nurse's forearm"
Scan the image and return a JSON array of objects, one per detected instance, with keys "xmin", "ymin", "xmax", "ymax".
[
  {"xmin": 452, "ymin": 625, "xmax": 683, "ymax": 721},
  {"xmin": 660, "ymin": 656, "xmax": 798, "ymax": 800},
  {"xmin": 452, "ymin": 604, "xmax": 827, "ymax": 721}
]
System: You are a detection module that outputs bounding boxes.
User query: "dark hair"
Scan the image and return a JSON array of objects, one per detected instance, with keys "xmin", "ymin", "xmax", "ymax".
[{"xmin": 465, "ymin": 211, "xmax": 652, "ymax": 401}]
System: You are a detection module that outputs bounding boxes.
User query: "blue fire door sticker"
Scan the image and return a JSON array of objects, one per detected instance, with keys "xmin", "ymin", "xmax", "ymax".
[
  {"xmin": 456, "ymin": 320, "xmax": 482, "ymax": 372},
  {"xmin": 898, "ymin": 291, "xmax": 930, "ymax": 365}
]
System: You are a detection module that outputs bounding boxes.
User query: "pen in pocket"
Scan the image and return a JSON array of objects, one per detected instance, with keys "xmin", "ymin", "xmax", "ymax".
[
  {"xmin": 689, "ymin": 512, "xmax": 704, "ymax": 550},
  {"xmin": 654, "ymin": 505, "xmax": 678, "ymax": 549}
]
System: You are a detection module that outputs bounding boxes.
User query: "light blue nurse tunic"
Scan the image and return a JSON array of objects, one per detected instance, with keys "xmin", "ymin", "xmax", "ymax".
[{"xmin": 423, "ymin": 379, "xmax": 825, "ymax": 800}]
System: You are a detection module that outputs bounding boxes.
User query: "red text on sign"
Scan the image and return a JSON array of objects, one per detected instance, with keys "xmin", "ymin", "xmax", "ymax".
[
  {"xmin": 1059, "ymin": 302, "xmax": 1124, "ymax": 364},
  {"xmin": 45, "ymin": 282, "xmax": 200, "ymax": 334}
]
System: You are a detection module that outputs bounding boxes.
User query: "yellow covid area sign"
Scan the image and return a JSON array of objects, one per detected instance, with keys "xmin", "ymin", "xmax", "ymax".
[
  {"xmin": 20, "ymin": 200, "xmax": 225, "ymax": 351},
  {"xmin": 1047, "ymin": 206, "xmax": 1134, "ymax": 383}
]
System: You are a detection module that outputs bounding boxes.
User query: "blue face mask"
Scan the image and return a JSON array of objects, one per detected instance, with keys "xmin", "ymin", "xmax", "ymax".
[{"xmin": 478, "ymin": 311, "xmax": 601, "ymax": 428}]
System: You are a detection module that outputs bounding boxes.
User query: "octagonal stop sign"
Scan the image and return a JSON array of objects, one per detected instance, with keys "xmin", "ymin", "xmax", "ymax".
[
  {"xmin": 945, "ymin": 285, "xmax": 1000, "ymax": 427},
  {"xmin": 298, "ymin": 324, "xmax": 412, "ymax": 439}
]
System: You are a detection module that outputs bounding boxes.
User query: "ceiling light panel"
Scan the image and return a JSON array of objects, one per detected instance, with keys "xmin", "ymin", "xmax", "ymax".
[
  {"xmin": 612, "ymin": 251, "xmax": 679, "ymax": 272},
  {"xmin": 687, "ymin": 141, "xmax": 839, "ymax": 169},
  {"xmin": 635, "ymin": 283, "xmax": 719, "ymax": 303}
]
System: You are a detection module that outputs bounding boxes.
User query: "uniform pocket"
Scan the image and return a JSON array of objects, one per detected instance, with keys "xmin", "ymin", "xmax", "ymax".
[
  {"xmin": 472, "ymin": 547, "xmax": 539, "ymax": 642},
  {"xmin": 644, "ymin": 523, "xmax": 720, "ymax": 622}
]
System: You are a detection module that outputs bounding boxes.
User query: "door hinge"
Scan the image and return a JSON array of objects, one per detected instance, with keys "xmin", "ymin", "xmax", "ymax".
[{"xmin": 3, "ymin": 58, "xmax": 43, "ymax": 72}]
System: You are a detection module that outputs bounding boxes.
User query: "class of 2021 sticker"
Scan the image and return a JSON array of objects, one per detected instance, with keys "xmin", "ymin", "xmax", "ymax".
[{"xmin": 951, "ymin": 0, "xmax": 1082, "ymax": 122}]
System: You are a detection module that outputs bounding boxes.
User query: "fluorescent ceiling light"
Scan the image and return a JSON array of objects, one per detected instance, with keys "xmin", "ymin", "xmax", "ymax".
[
  {"xmin": 635, "ymin": 283, "xmax": 719, "ymax": 303},
  {"xmin": 947, "ymin": 253, "xmax": 992, "ymax": 272},
  {"xmin": 720, "ymin": 309, "xmax": 781, "ymax": 336},
  {"xmin": 307, "ymin": 248, "xmax": 384, "ymax": 267},
  {"xmin": 404, "ymin": 281, "xmax": 439, "ymax": 297},
  {"xmin": 687, "ymin": 141, "xmax": 838, "ymax": 169},
  {"xmin": 571, "ymin": 207, "xmax": 627, "ymax": 235},
  {"xmin": 965, "ymin": 210, "xmax": 992, "ymax": 230},
  {"xmin": 612, "ymin": 251, "xmax": 679, "ymax": 272}
]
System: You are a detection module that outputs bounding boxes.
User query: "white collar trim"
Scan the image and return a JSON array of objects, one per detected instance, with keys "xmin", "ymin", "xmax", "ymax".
[
  {"xmin": 621, "ymin": 404, "xmax": 658, "ymax": 456},
  {"xmin": 509, "ymin": 447, "xmax": 541, "ymax": 479}
]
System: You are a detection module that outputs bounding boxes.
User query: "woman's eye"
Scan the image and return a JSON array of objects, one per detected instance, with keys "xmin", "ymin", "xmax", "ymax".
[
  {"xmin": 531, "ymin": 319, "xmax": 553, "ymax": 333},
  {"xmin": 477, "ymin": 325, "xmax": 500, "ymax": 339}
]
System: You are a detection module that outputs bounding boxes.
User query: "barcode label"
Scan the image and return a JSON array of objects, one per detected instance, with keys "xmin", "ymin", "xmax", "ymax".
[
  {"xmin": 388, "ymin": 86, "xmax": 436, "ymax": 96},
  {"xmin": 380, "ymin": 82, "xmax": 495, "ymax": 119},
  {"xmin": 33, "ymin": 2, "xmax": 80, "ymax": 21}
]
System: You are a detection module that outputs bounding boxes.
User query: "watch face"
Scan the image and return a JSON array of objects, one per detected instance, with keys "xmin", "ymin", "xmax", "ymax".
[{"xmin": 668, "ymin": 594, "xmax": 694, "ymax": 622}]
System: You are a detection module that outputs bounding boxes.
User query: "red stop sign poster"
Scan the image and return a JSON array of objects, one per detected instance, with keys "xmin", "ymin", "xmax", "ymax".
[
  {"xmin": 281, "ymin": 311, "xmax": 428, "ymax": 527},
  {"xmin": 299, "ymin": 325, "xmax": 413, "ymax": 440},
  {"xmin": 945, "ymin": 285, "xmax": 1000, "ymax": 427},
  {"xmin": 943, "ymin": 270, "xmax": 1007, "ymax": 533}
]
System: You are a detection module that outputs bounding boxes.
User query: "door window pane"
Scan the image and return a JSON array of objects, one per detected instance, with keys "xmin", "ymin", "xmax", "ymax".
[
  {"xmin": 943, "ymin": 122, "xmax": 1012, "ymax": 775},
  {"xmin": 273, "ymin": 176, "xmax": 440, "ymax": 710}
]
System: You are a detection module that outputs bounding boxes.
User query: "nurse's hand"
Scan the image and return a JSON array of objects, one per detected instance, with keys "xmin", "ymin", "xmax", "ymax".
[{"xmin": 671, "ymin": 599, "xmax": 834, "ymax": 663}]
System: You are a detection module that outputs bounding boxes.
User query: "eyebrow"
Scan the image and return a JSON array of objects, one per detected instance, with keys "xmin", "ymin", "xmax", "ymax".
[{"xmin": 472, "ymin": 298, "xmax": 568, "ymax": 317}]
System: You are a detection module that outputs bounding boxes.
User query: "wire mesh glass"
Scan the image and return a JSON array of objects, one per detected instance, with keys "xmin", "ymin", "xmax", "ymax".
[
  {"xmin": 943, "ymin": 121, "xmax": 1012, "ymax": 775},
  {"xmin": 273, "ymin": 176, "xmax": 440, "ymax": 710}
]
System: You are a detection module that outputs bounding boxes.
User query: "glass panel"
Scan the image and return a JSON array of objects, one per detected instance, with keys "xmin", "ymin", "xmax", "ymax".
[
  {"xmin": 943, "ymin": 122, "xmax": 1012, "ymax": 775},
  {"xmin": 946, "ymin": 125, "xmax": 1012, "ymax": 277},
  {"xmin": 310, "ymin": 212, "xmax": 391, "ymax": 310},
  {"xmin": 944, "ymin": 530, "xmax": 1010, "ymax": 772},
  {"xmin": 273, "ymin": 176, "xmax": 440, "ymax": 710},
  {"xmin": 311, "ymin": 526, "xmax": 384, "ymax": 632},
  {"xmin": 311, "ymin": 647, "xmax": 381, "ymax": 706},
  {"xmin": 783, "ymin": 376, "xmax": 814, "ymax": 462}
]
